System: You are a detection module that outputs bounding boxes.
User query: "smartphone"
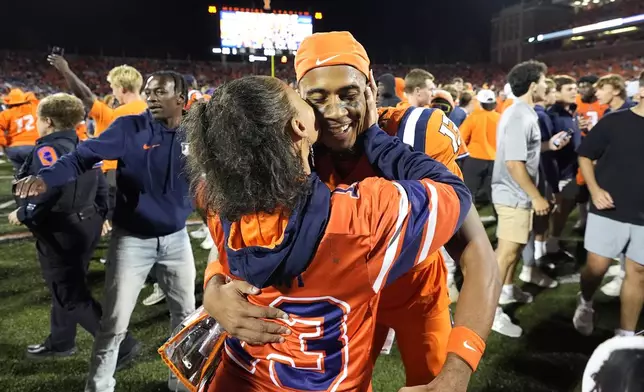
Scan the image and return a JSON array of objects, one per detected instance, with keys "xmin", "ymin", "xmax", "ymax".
[
  {"xmin": 566, "ymin": 128, "xmax": 575, "ymax": 136},
  {"xmin": 51, "ymin": 46, "xmax": 65, "ymax": 56}
]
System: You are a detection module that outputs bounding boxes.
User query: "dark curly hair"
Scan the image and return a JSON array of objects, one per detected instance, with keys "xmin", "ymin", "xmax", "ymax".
[
  {"xmin": 183, "ymin": 76, "xmax": 310, "ymax": 222},
  {"xmin": 507, "ymin": 60, "xmax": 547, "ymax": 97},
  {"xmin": 591, "ymin": 348, "xmax": 644, "ymax": 391}
]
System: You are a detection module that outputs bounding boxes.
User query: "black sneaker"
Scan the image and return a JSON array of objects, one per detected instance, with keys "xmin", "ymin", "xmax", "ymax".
[
  {"xmin": 116, "ymin": 340, "xmax": 142, "ymax": 371},
  {"xmin": 26, "ymin": 344, "xmax": 76, "ymax": 359}
]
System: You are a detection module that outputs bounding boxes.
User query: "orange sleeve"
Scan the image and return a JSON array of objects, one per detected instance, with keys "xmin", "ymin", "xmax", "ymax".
[
  {"xmin": 204, "ymin": 214, "xmax": 228, "ymax": 288},
  {"xmin": 0, "ymin": 111, "xmax": 8, "ymax": 147},
  {"xmin": 364, "ymin": 177, "xmax": 462, "ymax": 293},
  {"xmin": 88, "ymin": 100, "xmax": 114, "ymax": 136},
  {"xmin": 424, "ymin": 109, "xmax": 463, "ymax": 179}
]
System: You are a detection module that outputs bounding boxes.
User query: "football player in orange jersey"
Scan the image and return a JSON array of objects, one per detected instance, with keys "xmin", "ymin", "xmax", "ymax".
[
  {"xmin": 203, "ymin": 32, "xmax": 500, "ymax": 391},
  {"xmin": 194, "ymin": 74, "xmax": 472, "ymax": 392},
  {"xmin": 0, "ymin": 89, "xmax": 40, "ymax": 171}
]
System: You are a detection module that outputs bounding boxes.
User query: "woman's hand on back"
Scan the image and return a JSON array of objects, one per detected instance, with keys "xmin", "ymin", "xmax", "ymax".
[{"xmin": 203, "ymin": 274, "xmax": 291, "ymax": 346}]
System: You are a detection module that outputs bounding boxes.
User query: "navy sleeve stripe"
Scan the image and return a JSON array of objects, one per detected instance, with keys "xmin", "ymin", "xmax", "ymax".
[
  {"xmin": 385, "ymin": 180, "xmax": 431, "ymax": 287},
  {"xmin": 413, "ymin": 108, "xmax": 432, "ymax": 153}
]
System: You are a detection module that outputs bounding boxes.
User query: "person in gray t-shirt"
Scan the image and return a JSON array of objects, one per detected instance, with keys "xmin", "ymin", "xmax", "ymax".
[{"xmin": 489, "ymin": 60, "xmax": 570, "ymax": 339}]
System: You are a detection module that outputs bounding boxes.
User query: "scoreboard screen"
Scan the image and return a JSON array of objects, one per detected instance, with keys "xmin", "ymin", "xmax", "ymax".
[{"xmin": 220, "ymin": 10, "xmax": 313, "ymax": 51}]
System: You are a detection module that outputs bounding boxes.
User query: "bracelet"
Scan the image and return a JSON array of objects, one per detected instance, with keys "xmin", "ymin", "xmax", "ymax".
[{"xmin": 446, "ymin": 326, "xmax": 486, "ymax": 371}]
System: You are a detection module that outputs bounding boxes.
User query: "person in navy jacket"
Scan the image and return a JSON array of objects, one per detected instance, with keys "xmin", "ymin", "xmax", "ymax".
[
  {"xmin": 15, "ymin": 71, "xmax": 196, "ymax": 392},
  {"xmin": 546, "ymin": 75, "xmax": 582, "ymax": 255}
]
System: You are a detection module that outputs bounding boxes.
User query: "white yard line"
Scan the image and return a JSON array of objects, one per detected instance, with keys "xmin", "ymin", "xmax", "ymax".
[
  {"xmin": 0, "ymin": 200, "xmax": 15, "ymax": 209},
  {"xmin": 0, "ymin": 219, "xmax": 204, "ymax": 243}
]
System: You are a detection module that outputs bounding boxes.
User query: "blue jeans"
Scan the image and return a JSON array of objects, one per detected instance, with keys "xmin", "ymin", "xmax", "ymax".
[
  {"xmin": 5, "ymin": 145, "xmax": 33, "ymax": 171},
  {"xmin": 85, "ymin": 227, "xmax": 196, "ymax": 392}
]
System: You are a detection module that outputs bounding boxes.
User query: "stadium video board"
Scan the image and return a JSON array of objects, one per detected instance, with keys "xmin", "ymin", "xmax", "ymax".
[{"xmin": 220, "ymin": 10, "xmax": 313, "ymax": 51}]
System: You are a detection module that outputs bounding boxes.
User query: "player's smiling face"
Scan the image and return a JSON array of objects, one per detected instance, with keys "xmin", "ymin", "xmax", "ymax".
[{"xmin": 298, "ymin": 65, "xmax": 368, "ymax": 152}]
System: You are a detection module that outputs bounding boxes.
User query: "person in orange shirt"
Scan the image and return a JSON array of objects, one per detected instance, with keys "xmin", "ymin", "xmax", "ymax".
[
  {"xmin": 460, "ymin": 89, "xmax": 500, "ymax": 205},
  {"xmin": 0, "ymin": 89, "xmax": 40, "ymax": 170},
  {"xmin": 203, "ymin": 32, "xmax": 500, "ymax": 391}
]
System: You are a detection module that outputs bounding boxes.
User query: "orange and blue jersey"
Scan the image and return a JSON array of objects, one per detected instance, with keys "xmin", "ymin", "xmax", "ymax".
[
  {"xmin": 575, "ymin": 95, "xmax": 608, "ymax": 129},
  {"xmin": 377, "ymin": 103, "xmax": 465, "ymax": 178},
  {"xmin": 205, "ymin": 126, "xmax": 471, "ymax": 392}
]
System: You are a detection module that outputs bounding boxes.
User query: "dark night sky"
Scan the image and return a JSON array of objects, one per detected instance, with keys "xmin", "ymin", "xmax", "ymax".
[{"xmin": 4, "ymin": 0, "xmax": 520, "ymax": 63}]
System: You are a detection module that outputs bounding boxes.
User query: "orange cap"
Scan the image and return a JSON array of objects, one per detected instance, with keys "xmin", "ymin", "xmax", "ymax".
[
  {"xmin": 3, "ymin": 88, "xmax": 29, "ymax": 105},
  {"xmin": 295, "ymin": 31, "xmax": 370, "ymax": 81}
]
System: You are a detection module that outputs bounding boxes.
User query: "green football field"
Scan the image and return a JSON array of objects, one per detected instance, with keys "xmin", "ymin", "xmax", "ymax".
[{"xmin": 0, "ymin": 161, "xmax": 634, "ymax": 392}]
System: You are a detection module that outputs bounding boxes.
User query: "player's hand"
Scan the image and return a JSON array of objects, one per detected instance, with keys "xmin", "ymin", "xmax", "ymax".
[
  {"xmin": 590, "ymin": 187, "xmax": 614, "ymax": 210},
  {"xmin": 47, "ymin": 54, "xmax": 70, "ymax": 72},
  {"xmin": 398, "ymin": 355, "xmax": 471, "ymax": 392},
  {"xmin": 548, "ymin": 131, "xmax": 570, "ymax": 151},
  {"xmin": 203, "ymin": 276, "xmax": 291, "ymax": 346},
  {"xmin": 363, "ymin": 69, "xmax": 378, "ymax": 132},
  {"xmin": 101, "ymin": 220, "xmax": 112, "ymax": 236},
  {"xmin": 13, "ymin": 176, "xmax": 47, "ymax": 198},
  {"xmin": 578, "ymin": 116, "xmax": 590, "ymax": 130},
  {"xmin": 532, "ymin": 195, "xmax": 550, "ymax": 216},
  {"xmin": 8, "ymin": 209, "xmax": 20, "ymax": 226}
]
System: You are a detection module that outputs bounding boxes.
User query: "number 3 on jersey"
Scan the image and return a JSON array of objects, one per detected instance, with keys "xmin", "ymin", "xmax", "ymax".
[
  {"xmin": 438, "ymin": 114, "xmax": 462, "ymax": 154},
  {"xmin": 268, "ymin": 297, "xmax": 350, "ymax": 391},
  {"xmin": 15, "ymin": 114, "xmax": 35, "ymax": 134}
]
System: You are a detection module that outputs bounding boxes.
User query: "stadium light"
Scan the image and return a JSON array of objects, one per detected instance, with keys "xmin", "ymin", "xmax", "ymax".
[
  {"xmin": 208, "ymin": 5, "xmax": 217, "ymax": 13},
  {"xmin": 212, "ymin": 48, "xmax": 222, "ymax": 54},
  {"xmin": 315, "ymin": 12, "xmax": 323, "ymax": 20},
  {"xmin": 264, "ymin": 48, "xmax": 276, "ymax": 56},
  {"xmin": 222, "ymin": 47, "xmax": 231, "ymax": 55},
  {"xmin": 281, "ymin": 55, "xmax": 288, "ymax": 63},
  {"xmin": 528, "ymin": 37, "xmax": 535, "ymax": 43}
]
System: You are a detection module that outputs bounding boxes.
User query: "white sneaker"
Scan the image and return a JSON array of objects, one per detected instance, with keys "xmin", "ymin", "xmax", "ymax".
[
  {"xmin": 519, "ymin": 266, "xmax": 559, "ymax": 288},
  {"xmin": 492, "ymin": 310, "xmax": 522, "ymax": 338},
  {"xmin": 573, "ymin": 295, "xmax": 595, "ymax": 336},
  {"xmin": 200, "ymin": 232, "xmax": 214, "ymax": 250},
  {"xmin": 480, "ymin": 215, "xmax": 496, "ymax": 223},
  {"xmin": 142, "ymin": 283, "xmax": 166, "ymax": 306},
  {"xmin": 600, "ymin": 275, "xmax": 623, "ymax": 297},
  {"xmin": 189, "ymin": 224, "xmax": 208, "ymax": 239},
  {"xmin": 499, "ymin": 285, "xmax": 534, "ymax": 305}
]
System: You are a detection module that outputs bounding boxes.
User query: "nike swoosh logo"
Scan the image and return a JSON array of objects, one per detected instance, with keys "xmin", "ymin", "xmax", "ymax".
[
  {"xmin": 463, "ymin": 341, "xmax": 476, "ymax": 352},
  {"xmin": 316, "ymin": 55, "xmax": 341, "ymax": 66},
  {"xmin": 143, "ymin": 144, "xmax": 160, "ymax": 150}
]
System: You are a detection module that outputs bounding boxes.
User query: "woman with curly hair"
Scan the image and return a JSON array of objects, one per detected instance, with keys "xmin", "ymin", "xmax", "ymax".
[{"xmin": 185, "ymin": 75, "xmax": 472, "ymax": 392}]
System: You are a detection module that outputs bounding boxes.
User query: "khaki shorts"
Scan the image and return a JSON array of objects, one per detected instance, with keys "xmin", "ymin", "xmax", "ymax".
[{"xmin": 494, "ymin": 204, "xmax": 533, "ymax": 244}]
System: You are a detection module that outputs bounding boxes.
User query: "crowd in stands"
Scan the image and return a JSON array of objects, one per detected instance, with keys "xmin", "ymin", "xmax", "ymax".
[{"xmin": 2, "ymin": 50, "xmax": 643, "ymax": 100}]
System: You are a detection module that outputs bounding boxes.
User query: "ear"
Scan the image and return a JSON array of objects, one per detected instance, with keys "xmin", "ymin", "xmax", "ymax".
[
  {"xmin": 289, "ymin": 117, "xmax": 308, "ymax": 139},
  {"xmin": 44, "ymin": 117, "xmax": 54, "ymax": 128}
]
